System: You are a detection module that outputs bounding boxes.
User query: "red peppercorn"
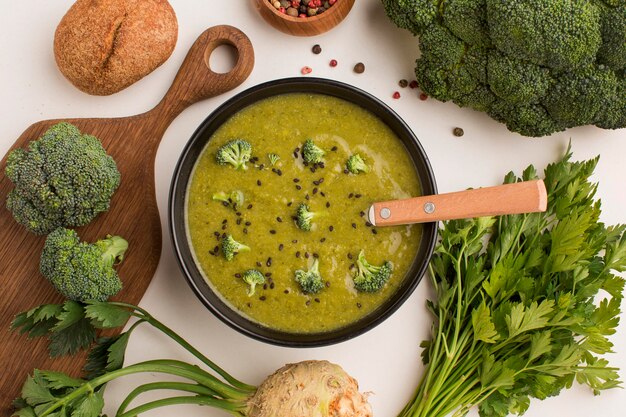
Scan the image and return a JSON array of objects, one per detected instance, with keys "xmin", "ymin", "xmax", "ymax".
[
  {"xmin": 409, "ymin": 80, "xmax": 419, "ymax": 89},
  {"xmin": 279, "ymin": 7, "xmax": 286, "ymax": 13},
  {"xmin": 301, "ymin": 66, "xmax": 313, "ymax": 75},
  {"xmin": 299, "ymin": 13, "xmax": 306, "ymax": 17},
  {"xmin": 308, "ymin": 0, "xmax": 315, "ymax": 7},
  {"xmin": 393, "ymin": 91, "xmax": 401, "ymax": 99},
  {"xmin": 329, "ymin": 59, "xmax": 338, "ymax": 67},
  {"xmin": 291, "ymin": 0, "xmax": 299, "ymax": 7},
  {"xmin": 329, "ymin": 0, "xmax": 337, "ymax": 4},
  {"xmin": 419, "ymin": 92, "xmax": 428, "ymax": 100}
]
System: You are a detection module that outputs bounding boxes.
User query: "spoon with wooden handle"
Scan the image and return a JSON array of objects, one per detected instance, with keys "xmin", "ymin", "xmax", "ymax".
[{"xmin": 368, "ymin": 179, "xmax": 547, "ymax": 226}]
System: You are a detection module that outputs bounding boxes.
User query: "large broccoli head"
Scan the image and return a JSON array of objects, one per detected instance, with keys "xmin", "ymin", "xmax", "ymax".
[
  {"xmin": 5, "ymin": 122, "xmax": 120, "ymax": 234},
  {"xmin": 382, "ymin": 0, "xmax": 626, "ymax": 137},
  {"xmin": 40, "ymin": 228, "xmax": 128, "ymax": 302}
]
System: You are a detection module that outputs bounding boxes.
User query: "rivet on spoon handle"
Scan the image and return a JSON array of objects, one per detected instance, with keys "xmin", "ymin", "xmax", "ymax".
[{"xmin": 368, "ymin": 179, "xmax": 547, "ymax": 227}]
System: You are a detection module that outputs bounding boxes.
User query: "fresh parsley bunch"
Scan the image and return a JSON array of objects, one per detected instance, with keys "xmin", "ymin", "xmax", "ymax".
[{"xmin": 400, "ymin": 146, "xmax": 625, "ymax": 417}]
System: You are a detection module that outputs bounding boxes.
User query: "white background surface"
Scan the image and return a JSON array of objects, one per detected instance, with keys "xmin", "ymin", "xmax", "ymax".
[{"xmin": 1, "ymin": 1, "xmax": 625, "ymax": 416}]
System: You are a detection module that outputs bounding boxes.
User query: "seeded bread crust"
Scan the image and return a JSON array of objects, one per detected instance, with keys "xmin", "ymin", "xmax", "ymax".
[{"xmin": 54, "ymin": 0, "xmax": 178, "ymax": 96}]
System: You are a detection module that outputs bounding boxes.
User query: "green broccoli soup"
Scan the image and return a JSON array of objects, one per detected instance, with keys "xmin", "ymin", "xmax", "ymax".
[{"xmin": 186, "ymin": 93, "xmax": 422, "ymax": 333}]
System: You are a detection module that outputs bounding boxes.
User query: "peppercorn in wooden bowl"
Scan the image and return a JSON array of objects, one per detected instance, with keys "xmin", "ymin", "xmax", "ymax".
[{"xmin": 253, "ymin": 0, "xmax": 355, "ymax": 36}]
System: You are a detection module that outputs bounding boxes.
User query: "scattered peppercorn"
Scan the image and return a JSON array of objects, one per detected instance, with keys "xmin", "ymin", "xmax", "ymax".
[
  {"xmin": 329, "ymin": 59, "xmax": 338, "ymax": 67},
  {"xmin": 301, "ymin": 66, "xmax": 312, "ymax": 75},
  {"xmin": 409, "ymin": 80, "xmax": 419, "ymax": 89},
  {"xmin": 399, "ymin": 79, "xmax": 409, "ymax": 88},
  {"xmin": 453, "ymin": 127, "xmax": 465, "ymax": 137},
  {"xmin": 393, "ymin": 91, "xmax": 401, "ymax": 99},
  {"xmin": 312, "ymin": 44, "xmax": 322, "ymax": 54},
  {"xmin": 353, "ymin": 62, "xmax": 365, "ymax": 74},
  {"xmin": 419, "ymin": 92, "xmax": 428, "ymax": 101}
]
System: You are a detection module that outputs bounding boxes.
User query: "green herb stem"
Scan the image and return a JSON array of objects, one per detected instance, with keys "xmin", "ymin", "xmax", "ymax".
[
  {"xmin": 40, "ymin": 360, "xmax": 251, "ymax": 417},
  {"xmin": 117, "ymin": 381, "xmax": 222, "ymax": 415},
  {"xmin": 117, "ymin": 395, "xmax": 246, "ymax": 417},
  {"xmin": 110, "ymin": 302, "xmax": 256, "ymax": 393}
]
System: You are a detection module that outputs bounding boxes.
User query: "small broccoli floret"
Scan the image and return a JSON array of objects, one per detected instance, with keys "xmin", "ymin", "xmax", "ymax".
[
  {"xmin": 242, "ymin": 269, "xmax": 265, "ymax": 296},
  {"xmin": 295, "ymin": 259, "xmax": 324, "ymax": 294},
  {"xmin": 381, "ymin": 0, "xmax": 438, "ymax": 35},
  {"xmin": 353, "ymin": 250, "xmax": 393, "ymax": 293},
  {"xmin": 487, "ymin": 0, "xmax": 602, "ymax": 71},
  {"xmin": 221, "ymin": 234, "xmax": 250, "ymax": 261},
  {"xmin": 40, "ymin": 228, "xmax": 128, "ymax": 302},
  {"xmin": 301, "ymin": 139, "xmax": 325, "ymax": 164},
  {"xmin": 215, "ymin": 139, "xmax": 252, "ymax": 170},
  {"xmin": 267, "ymin": 153, "xmax": 280, "ymax": 166},
  {"xmin": 443, "ymin": 0, "xmax": 491, "ymax": 47},
  {"xmin": 597, "ymin": 4, "xmax": 626, "ymax": 71},
  {"xmin": 212, "ymin": 190, "xmax": 245, "ymax": 210},
  {"xmin": 295, "ymin": 203, "xmax": 324, "ymax": 231},
  {"xmin": 487, "ymin": 51, "xmax": 553, "ymax": 104},
  {"xmin": 346, "ymin": 154, "xmax": 369, "ymax": 174},
  {"xmin": 5, "ymin": 122, "xmax": 120, "ymax": 235}
]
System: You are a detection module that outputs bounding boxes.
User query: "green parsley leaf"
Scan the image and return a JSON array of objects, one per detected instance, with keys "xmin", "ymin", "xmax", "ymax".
[{"xmin": 84, "ymin": 302, "xmax": 132, "ymax": 329}]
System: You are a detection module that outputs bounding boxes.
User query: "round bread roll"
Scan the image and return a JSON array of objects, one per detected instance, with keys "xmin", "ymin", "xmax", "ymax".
[{"xmin": 54, "ymin": 0, "xmax": 178, "ymax": 95}]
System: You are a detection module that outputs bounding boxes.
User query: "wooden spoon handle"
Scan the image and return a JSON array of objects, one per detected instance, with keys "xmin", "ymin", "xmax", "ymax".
[
  {"xmin": 155, "ymin": 25, "xmax": 255, "ymax": 121},
  {"xmin": 369, "ymin": 179, "xmax": 547, "ymax": 226}
]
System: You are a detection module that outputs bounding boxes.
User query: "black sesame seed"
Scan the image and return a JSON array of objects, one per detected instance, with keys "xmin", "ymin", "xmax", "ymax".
[
  {"xmin": 344, "ymin": 169, "xmax": 349, "ymax": 174},
  {"xmin": 329, "ymin": 226, "xmax": 334, "ymax": 232},
  {"xmin": 306, "ymin": 300, "xmax": 311, "ymax": 306},
  {"xmin": 348, "ymin": 253, "xmax": 353, "ymax": 260},
  {"xmin": 319, "ymin": 178, "xmax": 324, "ymax": 184},
  {"xmin": 214, "ymin": 231, "xmax": 221, "ymax": 237},
  {"xmin": 360, "ymin": 211, "xmax": 365, "ymax": 217},
  {"xmin": 355, "ymin": 194, "xmax": 362, "ymax": 198},
  {"xmin": 314, "ymin": 298, "xmax": 320, "ymax": 303},
  {"xmin": 284, "ymin": 289, "xmax": 290, "ymax": 294},
  {"xmin": 293, "ymin": 151, "xmax": 299, "ymax": 158},
  {"xmin": 320, "ymin": 191, "xmax": 326, "ymax": 197},
  {"xmin": 331, "ymin": 146, "xmax": 338, "ymax": 151},
  {"xmin": 352, "ymin": 223, "xmax": 357, "ymax": 229},
  {"xmin": 265, "ymin": 272, "xmax": 272, "ymax": 277},
  {"xmin": 292, "ymin": 239, "xmax": 298, "ymax": 243},
  {"xmin": 267, "ymin": 257, "xmax": 272, "ymax": 266},
  {"xmin": 263, "ymin": 283, "xmax": 268, "ymax": 290},
  {"xmin": 313, "ymin": 180, "xmax": 320, "ymax": 186},
  {"xmin": 270, "ymin": 282, "xmax": 275, "ymax": 289},
  {"xmin": 313, "ymin": 188, "xmax": 318, "ymax": 194},
  {"xmin": 245, "ymin": 221, "xmax": 252, "ymax": 226},
  {"xmin": 287, "ymin": 201, "xmax": 293, "ymax": 207},
  {"xmin": 247, "ymin": 204, "xmax": 253, "ymax": 209},
  {"xmin": 256, "ymin": 261, "xmax": 262, "ymax": 267},
  {"xmin": 348, "ymin": 193, "xmax": 354, "ymax": 198},
  {"xmin": 269, "ymin": 230, "xmax": 276, "ymax": 235},
  {"xmin": 222, "ymin": 202, "xmax": 229, "ymax": 207},
  {"xmin": 294, "ymin": 178, "xmax": 300, "ymax": 183},
  {"xmin": 260, "ymin": 296, "xmax": 266, "ymax": 301},
  {"xmin": 296, "ymin": 185, "xmax": 302, "ymax": 190},
  {"xmin": 320, "ymin": 237, "xmax": 326, "ymax": 243},
  {"xmin": 372, "ymin": 229, "xmax": 378, "ymax": 234},
  {"xmin": 326, "ymin": 202, "xmax": 330, "ymax": 208},
  {"xmin": 221, "ymin": 224, "xmax": 227, "ymax": 230},
  {"xmin": 366, "ymin": 221, "xmax": 373, "ymax": 227},
  {"xmin": 357, "ymin": 303, "xmax": 362, "ymax": 308},
  {"xmin": 259, "ymin": 164, "xmax": 265, "ymax": 170},
  {"xmin": 296, "ymin": 251, "xmax": 301, "ymax": 258},
  {"xmin": 209, "ymin": 250, "xmax": 214, "ymax": 255},
  {"xmin": 221, "ymin": 233, "xmax": 227, "ymax": 238},
  {"xmin": 313, "ymin": 253, "xmax": 319, "ymax": 258},
  {"xmin": 277, "ymin": 170, "xmax": 282, "ymax": 176},
  {"xmin": 243, "ymin": 228, "xmax": 248, "ymax": 234},
  {"xmin": 236, "ymin": 218, "xmax": 242, "ymax": 225},
  {"xmin": 257, "ymin": 180, "xmax": 262, "ymax": 186},
  {"xmin": 310, "ymin": 167, "xmax": 316, "ymax": 173},
  {"xmin": 305, "ymin": 252, "xmax": 310, "ymax": 259},
  {"xmin": 305, "ymin": 194, "xmax": 310, "ymax": 200},
  {"xmin": 235, "ymin": 273, "xmax": 242, "ymax": 278},
  {"xmin": 276, "ymin": 217, "xmax": 283, "ymax": 222},
  {"xmin": 319, "ymin": 162, "xmax": 325, "ymax": 168},
  {"xmin": 236, "ymin": 212, "xmax": 242, "ymax": 217},
  {"xmin": 279, "ymin": 244, "xmax": 284, "ymax": 251},
  {"xmin": 325, "ymin": 281, "xmax": 331, "ymax": 287}
]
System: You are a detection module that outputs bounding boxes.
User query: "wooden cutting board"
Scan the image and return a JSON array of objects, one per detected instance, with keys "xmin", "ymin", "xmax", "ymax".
[{"xmin": 0, "ymin": 25, "xmax": 254, "ymax": 414}]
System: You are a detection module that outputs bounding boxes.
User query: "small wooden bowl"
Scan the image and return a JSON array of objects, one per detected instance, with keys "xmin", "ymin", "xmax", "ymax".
[{"xmin": 253, "ymin": 0, "xmax": 355, "ymax": 36}]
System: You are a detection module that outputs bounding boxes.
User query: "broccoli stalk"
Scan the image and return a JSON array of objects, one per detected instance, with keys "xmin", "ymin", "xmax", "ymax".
[
  {"xmin": 40, "ymin": 228, "xmax": 128, "ymax": 302},
  {"xmin": 215, "ymin": 139, "xmax": 252, "ymax": 170},
  {"xmin": 5, "ymin": 122, "xmax": 120, "ymax": 234},
  {"xmin": 346, "ymin": 154, "xmax": 369, "ymax": 174},
  {"xmin": 353, "ymin": 250, "xmax": 393, "ymax": 293},
  {"xmin": 301, "ymin": 139, "xmax": 325, "ymax": 164},
  {"xmin": 295, "ymin": 203, "xmax": 325, "ymax": 231},
  {"xmin": 295, "ymin": 259, "xmax": 324, "ymax": 294},
  {"xmin": 221, "ymin": 235, "xmax": 250, "ymax": 261},
  {"xmin": 212, "ymin": 190, "xmax": 245, "ymax": 210},
  {"xmin": 242, "ymin": 269, "xmax": 265, "ymax": 296}
]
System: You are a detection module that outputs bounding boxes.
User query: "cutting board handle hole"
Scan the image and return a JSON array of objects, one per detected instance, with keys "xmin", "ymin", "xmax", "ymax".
[{"xmin": 206, "ymin": 43, "xmax": 238, "ymax": 74}]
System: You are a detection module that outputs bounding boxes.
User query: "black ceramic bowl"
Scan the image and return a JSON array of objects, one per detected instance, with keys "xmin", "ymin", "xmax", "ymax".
[{"xmin": 169, "ymin": 77, "xmax": 438, "ymax": 347}]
